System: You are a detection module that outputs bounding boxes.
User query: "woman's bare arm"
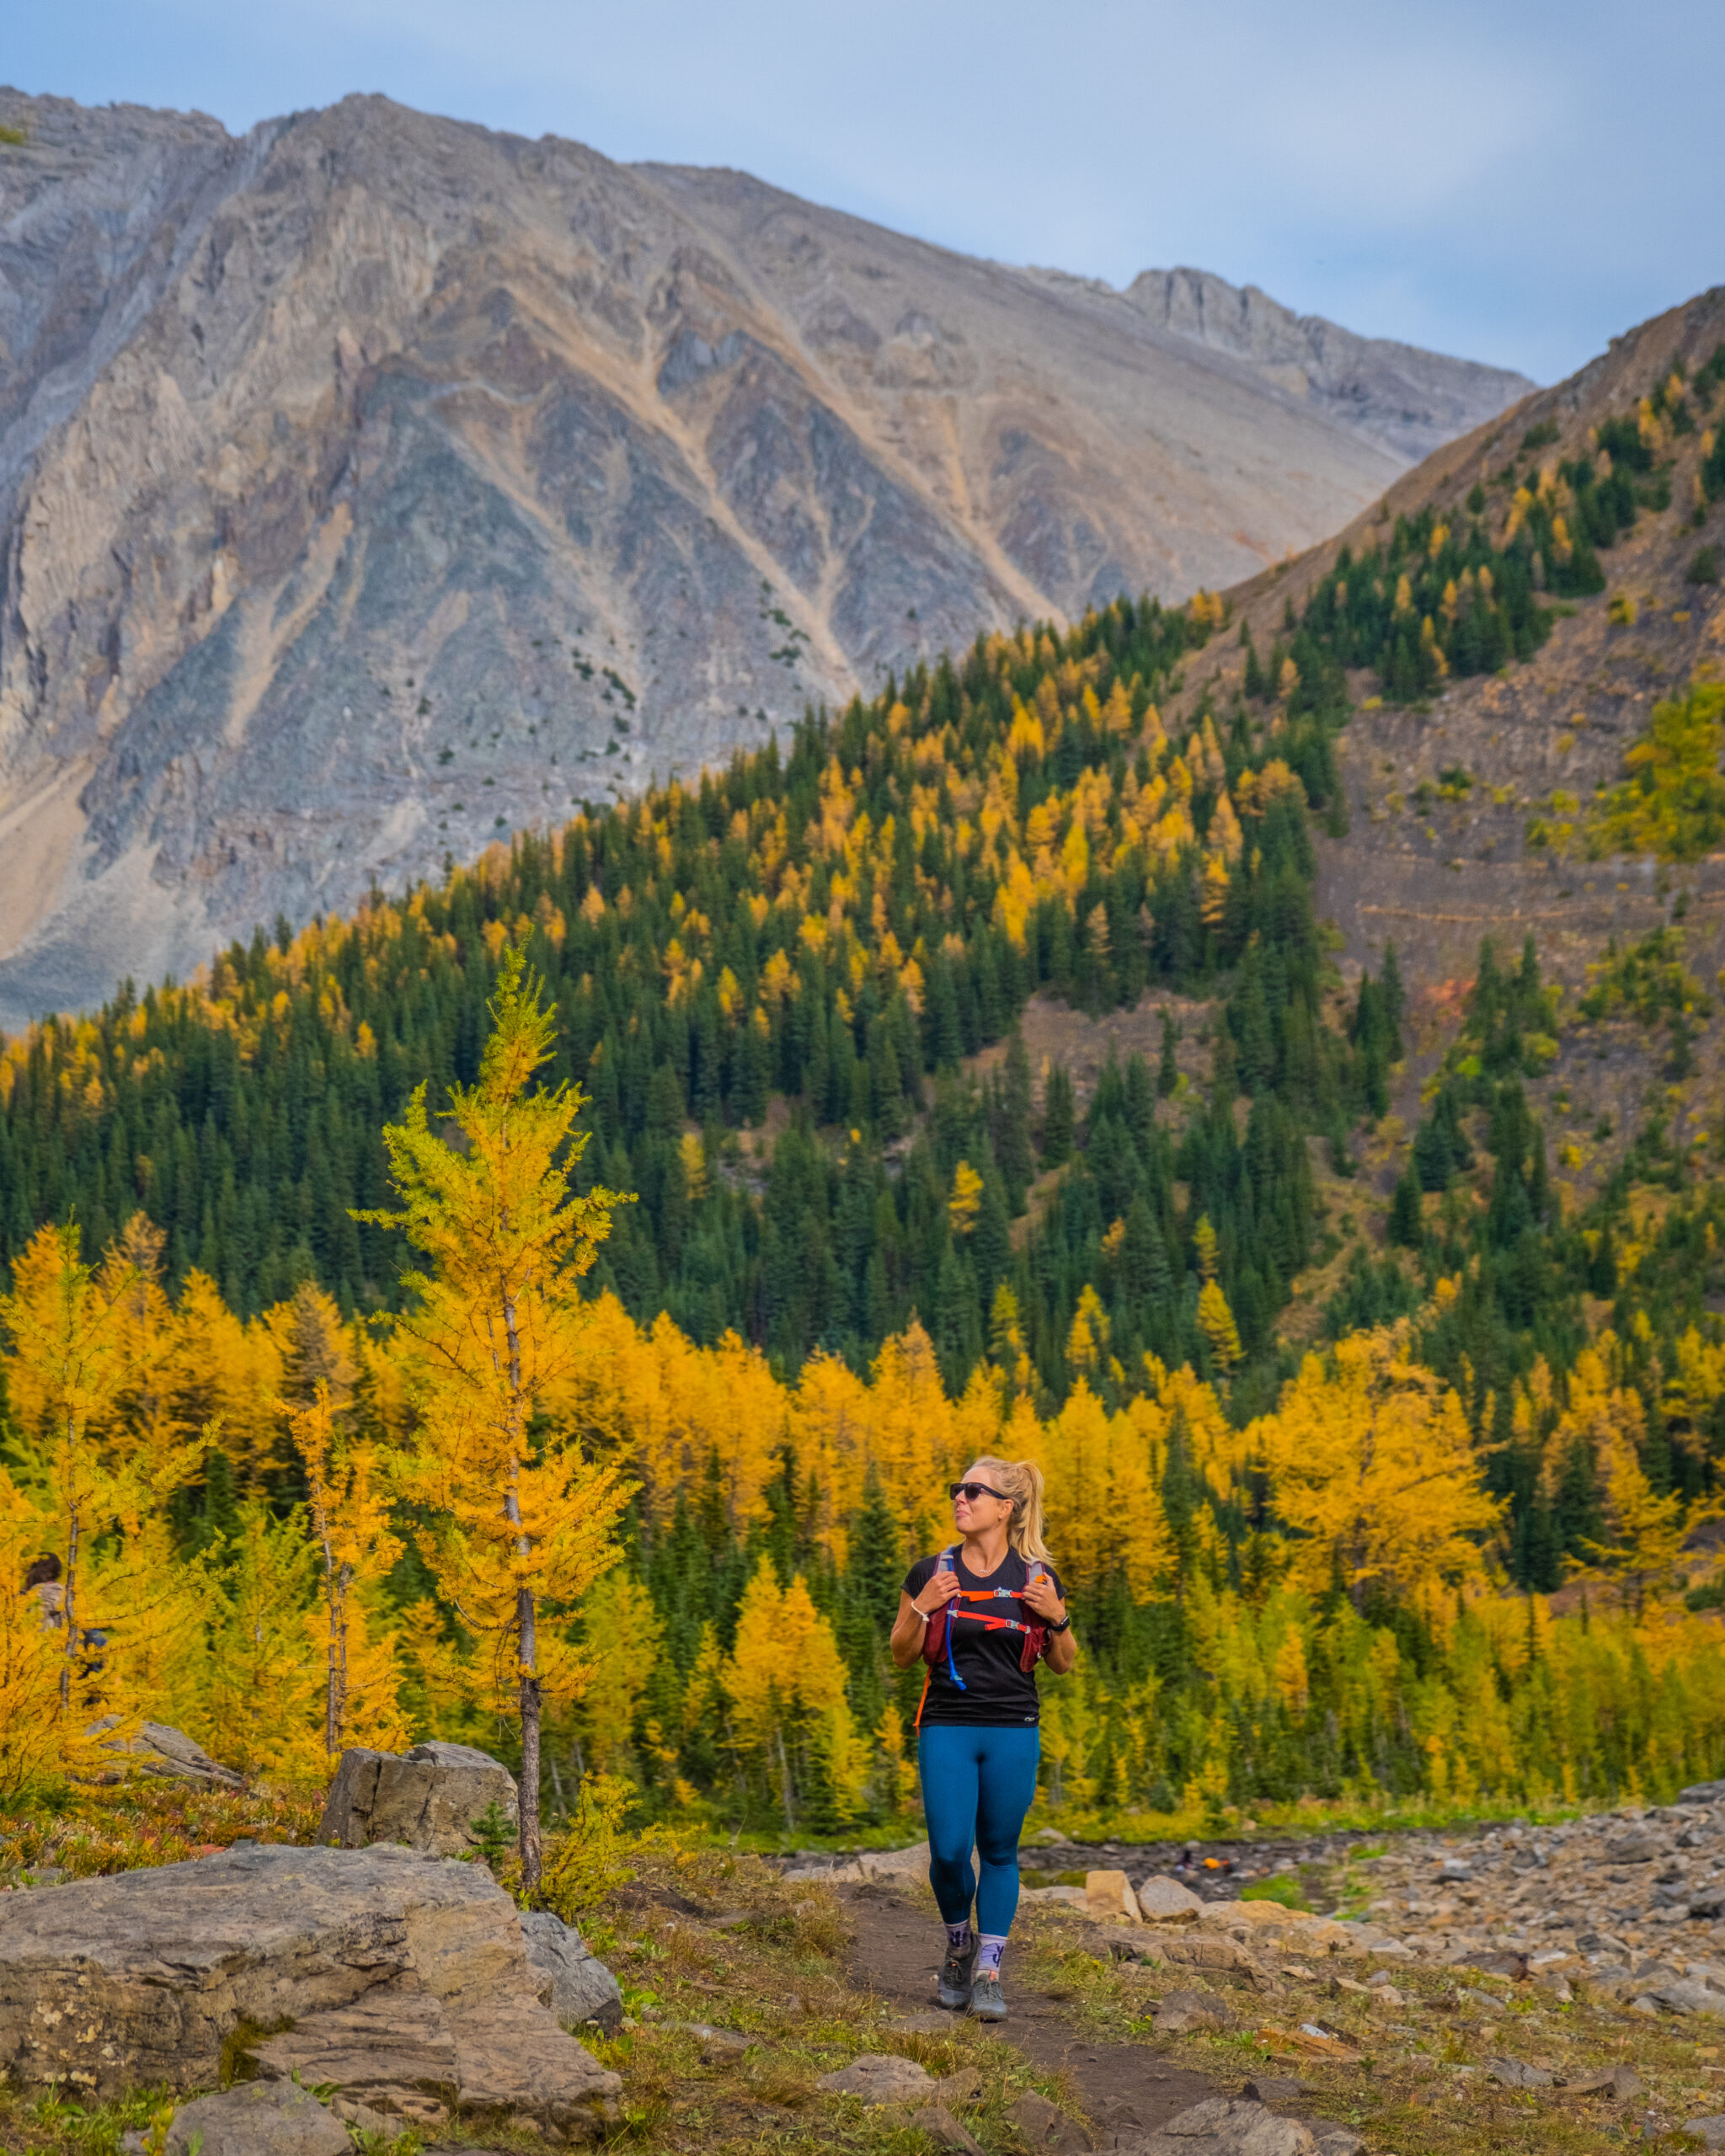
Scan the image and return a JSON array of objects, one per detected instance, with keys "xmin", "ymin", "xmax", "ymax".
[{"xmin": 889, "ymin": 1573, "xmax": 959, "ymax": 1668}]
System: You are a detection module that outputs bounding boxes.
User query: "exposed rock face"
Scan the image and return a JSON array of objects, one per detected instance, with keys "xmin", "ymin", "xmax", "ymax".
[
  {"xmin": 520, "ymin": 1908, "xmax": 625, "ymax": 2031},
  {"xmin": 0, "ymin": 1841, "xmax": 620, "ymax": 2138},
  {"xmin": 1119, "ymin": 265, "xmax": 1527, "ymax": 465},
  {"xmin": 317, "ymin": 1738, "xmax": 519, "ymax": 1856},
  {"xmin": 0, "ymin": 86, "xmax": 1529, "ymax": 1027}
]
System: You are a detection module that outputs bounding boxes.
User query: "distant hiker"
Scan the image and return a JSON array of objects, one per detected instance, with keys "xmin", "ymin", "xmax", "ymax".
[{"xmin": 889, "ymin": 1457, "xmax": 1076, "ymax": 2023}]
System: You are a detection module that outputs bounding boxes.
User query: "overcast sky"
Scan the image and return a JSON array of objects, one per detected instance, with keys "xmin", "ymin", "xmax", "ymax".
[{"xmin": 11, "ymin": 0, "xmax": 1718, "ymax": 386}]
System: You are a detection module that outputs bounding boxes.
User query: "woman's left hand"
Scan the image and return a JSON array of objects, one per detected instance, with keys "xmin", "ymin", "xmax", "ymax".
[{"xmin": 1023, "ymin": 1573, "xmax": 1065, "ymax": 1624}]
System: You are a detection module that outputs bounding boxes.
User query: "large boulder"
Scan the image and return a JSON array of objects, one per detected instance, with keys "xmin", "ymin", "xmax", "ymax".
[
  {"xmin": 318, "ymin": 1739, "xmax": 519, "ymax": 1857},
  {"xmin": 520, "ymin": 1908, "xmax": 624, "ymax": 2031},
  {"xmin": 0, "ymin": 1842, "xmax": 619, "ymax": 2142}
]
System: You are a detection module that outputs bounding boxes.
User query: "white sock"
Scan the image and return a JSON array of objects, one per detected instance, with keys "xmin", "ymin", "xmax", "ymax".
[
  {"xmin": 977, "ymin": 1934, "xmax": 1007, "ymax": 1974},
  {"xmin": 944, "ymin": 1919, "xmax": 972, "ymax": 1952}
]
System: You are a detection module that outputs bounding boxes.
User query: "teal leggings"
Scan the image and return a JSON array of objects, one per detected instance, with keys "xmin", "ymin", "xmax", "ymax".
[{"xmin": 917, "ymin": 1724, "xmax": 1040, "ymax": 1935}]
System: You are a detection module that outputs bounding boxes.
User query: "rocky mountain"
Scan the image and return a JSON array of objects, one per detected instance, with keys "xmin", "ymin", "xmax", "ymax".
[
  {"xmin": 1174, "ymin": 285, "xmax": 1725, "ymax": 1004},
  {"xmin": 0, "ymin": 86, "xmax": 1529, "ymax": 1029}
]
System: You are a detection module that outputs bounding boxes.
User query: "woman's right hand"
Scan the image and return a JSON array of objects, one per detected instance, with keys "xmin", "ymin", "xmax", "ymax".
[{"xmin": 915, "ymin": 1570, "xmax": 961, "ymax": 1616}]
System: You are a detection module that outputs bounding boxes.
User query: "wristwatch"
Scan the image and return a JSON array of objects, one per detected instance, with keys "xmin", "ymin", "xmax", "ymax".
[{"xmin": 1048, "ymin": 1614, "xmax": 1071, "ymax": 1635}]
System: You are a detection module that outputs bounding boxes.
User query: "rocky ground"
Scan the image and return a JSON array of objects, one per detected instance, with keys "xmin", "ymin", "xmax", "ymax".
[{"xmin": 13, "ymin": 1737, "xmax": 1725, "ymax": 2153}]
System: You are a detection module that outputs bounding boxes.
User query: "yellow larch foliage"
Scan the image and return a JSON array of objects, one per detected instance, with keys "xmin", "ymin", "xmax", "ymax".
[
  {"xmin": 948, "ymin": 1159, "xmax": 984, "ymax": 1235},
  {"xmin": 574, "ymin": 1569, "xmax": 665, "ymax": 1778},
  {"xmin": 1253, "ymin": 1325, "xmax": 1502, "ymax": 1607},
  {"xmin": 358, "ymin": 947, "xmax": 633, "ymax": 1884},
  {"xmin": 723, "ymin": 1559, "xmax": 868, "ymax": 1825},
  {"xmin": 1197, "ymin": 1280, "xmax": 1242, "ymax": 1372}
]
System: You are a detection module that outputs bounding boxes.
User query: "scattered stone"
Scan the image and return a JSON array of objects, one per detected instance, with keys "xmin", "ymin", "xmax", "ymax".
[
  {"xmin": 1650, "ymin": 1979, "xmax": 1725, "ymax": 2016},
  {"xmin": 1129, "ymin": 2095, "xmax": 1316, "ymax": 2153},
  {"xmin": 818, "ymin": 2052, "xmax": 936, "ymax": 2101},
  {"xmin": 908, "ymin": 2103, "xmax": 987, "ymax": 2153},
  {"xmin": 1604, "ymin": 1830, "xmax": 1664, "ymax": 1865},
  {"xmin": 519, "ymin": 1908, "xmax": 623, "ymax": 2031},
  {"xmin": 1241, "ymin": 2077, "xmax": 1310, "ymax": 2104},
  {"xmin": 119, "ymin": 1722, "xmax": 244, "ymax": 1790},
  {"xmin": 1033, "ymin": 1828, "xmax": 1076, "ymax": 1844},
  {"xmin": 317, "ymin": 1739, "xmax": 519, "ymax": 1856},
  {"xmin": 1688, "ymin": 2117, "xmax": 1725, "ymax": 2149},
  {"xmin": 1086, "ymin": 1868, "xmax": 1142, "ymax": 1924},
  {"xmin": 1681, "ymin": 1782, "xmax": 1725, "ymax": 1805},
  {"xmin": 163, "ymin": 2081, "xmax": 350, "ymax": 2155},
  {"xmin": 1156, "ymin": 1987, "xmax": 1234, "ymax": 2034},
  {"xmin": 1485, "ymin": 2057, "xmax": 1555, "ymax": 2089},
  {"xmin": 1135, "ymin": 1876, "xmax": 1204, "ymax": 1925},
  {"xmin": 1558, "ymin": 2064, "xmax": 1642, "ymax": 2098},
  {"xmin": 0, "ymin": 1842, "xmax": 619, "ymax": 2141},
  {"xmin": 1007, "ymin": 2087, "xmax": 1095, "ymax": 2152},
  {"xmin": 1310, "ymin": 2131, "xmax": 1365, "ymax": 2156},
  {"xmin": 669, "ymin": 2020, "xmax": 750, "ymax": 2057}
]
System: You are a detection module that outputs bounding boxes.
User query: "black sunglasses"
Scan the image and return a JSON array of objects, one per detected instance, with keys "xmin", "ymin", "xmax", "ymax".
[{"xmin": 949, "ymin": 1480, "xmax": 1010, "ymax": 1503}]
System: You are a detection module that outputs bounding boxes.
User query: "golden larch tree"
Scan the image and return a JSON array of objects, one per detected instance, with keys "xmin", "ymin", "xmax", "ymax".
[
  {"xmin": 356, "ymin": 947, "xmax": 633, "ymax": 1886},
  {"xmin": 287, "ymin": 1380, "xmax": 407, "ymax": 1758}
]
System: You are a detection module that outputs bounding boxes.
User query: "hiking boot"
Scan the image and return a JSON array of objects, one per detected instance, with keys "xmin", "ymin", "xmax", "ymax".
[
  {"xmin": 969, "ymin": 1968, "xmax": 1007, "ymax": 2021},
  {"xmin": 937, "ymin": 1935, "xmax": 978, "ymax": 2009}
]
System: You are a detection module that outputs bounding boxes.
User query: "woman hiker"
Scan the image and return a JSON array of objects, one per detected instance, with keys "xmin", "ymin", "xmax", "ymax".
[{"xmin": 889, "ymin": 1457, "xmax": 1076, "ymax": 2022}]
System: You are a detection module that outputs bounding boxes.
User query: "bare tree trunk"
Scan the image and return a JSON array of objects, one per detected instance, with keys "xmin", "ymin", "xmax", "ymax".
[
  {"xmin": 61, "ymin": 1468, "xmax": 79, "ymax": 1716},
  {"xmin": 518, "ymin": 1579, "xmax": 542, "ymax": 1890},
  {"xmin": 327, "ymin": 1561, "xmax": 350, "ymax": 1758},
  {"xmin": 777, "ymin": 1726, "xmax": 796, "ymax": 1836}
]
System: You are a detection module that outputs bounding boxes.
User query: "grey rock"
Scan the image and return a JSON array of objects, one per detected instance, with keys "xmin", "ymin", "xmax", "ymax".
[
  {"xmin": 1682, "ymin": 1784, "xmax": 1725, "ymax": 1806},
  {"xmin": 1136, "ymin": 1876, "xmax": 1205, "ymax": 1924},
  {"xmin": 163, "ymin": 2080, "xmax": 350, "ymax": 2156},
  {"xmin": 519, "ymin": 1906, "xmax": 624, "ymax": 2031},
  {"xmin": 115, "ymin": 1721, "xmax": 245, "ymax": 1789},
  {"xmin": 1485, "ymin": 2057, "xmax": 1554, "ymax": 2089},
  {"xmin": 1649, "ymin": 1979, "xmax": 1724, "ymax": 2016},
  {"xmin": 317, "ymin": 1739, "xmax": 518, "ymax": 1857},
  {"xmin": 907, "ymin": 2104, "xmax": 987, "ymax": 2153},
  {"xmin": 0, "ymin": 86, "xmax": 1528, "ymax": 1031},
  {"xmin": 1123, "ymin": 2095, "xmax": 1316, "ymax": 2153},
  {"xmin": 1241, "ymin": 2078, "xmax": 1310, "ymax": 2104},
  {"xmin": 251, "ymin": 1992, "xmax": 457, "ymax": 2125},
  {"xmin": 1007, "ymin": 2088, "xmax": 1095, "ymax": 2152},
  {"xmin": 1155, "ymin": 1986, "xmax": 1235, "ymax": 2035},
  {"xmin": 818, "ymin": 2052, "xmax": 936, "ymax": 2101},
  {"xmin": 1603, "ymin": 1831, "xmax": 1664, "ymax": 1865},
  {"xmin": 1310, "ymin": 2132, "xmax": 1366, "ymax": 2156},
  {"xmin": 1558, "ymin": 2064, "xmax": 1642, "ymax": 2098},
  {"xmin": 1689, "ymin": 2121, "xmax": 1725, "ymax": 2151},
  {"xmin": 0, "ymin": 1841, "xmax": 619, "ymax": 2139}
]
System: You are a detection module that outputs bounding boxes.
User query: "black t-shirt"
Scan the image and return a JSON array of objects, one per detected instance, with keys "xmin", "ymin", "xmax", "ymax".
[{"xmin": 903, "ymin": 1549, "xmax": 1064, "ymax": 1726}]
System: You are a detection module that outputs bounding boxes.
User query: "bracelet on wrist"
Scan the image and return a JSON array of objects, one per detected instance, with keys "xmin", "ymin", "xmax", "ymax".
[{"xmin": 1048, "ymin": 1614, "xmax": 1071, "ymax": 1635}]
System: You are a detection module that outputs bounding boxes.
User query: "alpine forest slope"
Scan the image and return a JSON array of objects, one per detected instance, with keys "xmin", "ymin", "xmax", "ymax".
[
  {"xmin": 0, "ymin": 85, "xmax": 1529, "ymax": 1031},
  {"xmin": 9, "ymin": 347, "xmax": 1725, "ymax": 1836}
]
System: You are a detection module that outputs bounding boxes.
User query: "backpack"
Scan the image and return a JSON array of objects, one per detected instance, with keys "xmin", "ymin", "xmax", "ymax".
[{"xmin": 916, "ymin": 1545, "xmax": 1051, "ymax": 1726}]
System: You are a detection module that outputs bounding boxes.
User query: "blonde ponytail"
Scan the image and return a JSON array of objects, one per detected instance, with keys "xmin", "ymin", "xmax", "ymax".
[{"xmin": 969, "ymin": 1456, "xmax": 1052, "ymax": 1566}]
